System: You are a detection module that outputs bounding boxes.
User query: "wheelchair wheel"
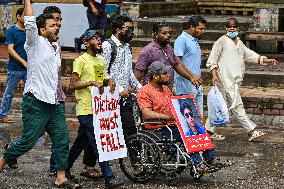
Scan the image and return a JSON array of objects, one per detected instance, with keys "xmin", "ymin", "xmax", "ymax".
[{"xmin": 119, "ymin": 133, "xmax": 161, "ymax": 183}]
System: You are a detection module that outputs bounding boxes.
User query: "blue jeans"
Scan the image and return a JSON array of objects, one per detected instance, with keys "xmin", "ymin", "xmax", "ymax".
[
  {"xmin": 0, "ymin": 70, "xmax": 27, "ymax": 119},
  {"xmin": 190, "ymin": 150, "xmax": 217, "ymax": 165},
  {"xmin": 158, "ymin": 127, "xmax": 216, "ymax": 165}
]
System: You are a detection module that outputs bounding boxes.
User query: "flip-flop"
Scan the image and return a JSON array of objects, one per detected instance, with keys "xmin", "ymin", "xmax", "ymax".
[
  {"xmin": 248, "ymin": 131, "xmax": 266, "ymax": 142},
  {"xmin": 0, "ymin": 118, "xmax": 15, "ymax": 123},
  {"xmin": 210, "ymin": 133, "xmax": 225, "ymax": 140},
  {"xmin": 4, "ymin": 144, "xmax": 18, "ymax": 169},
  {"xmin": 80, "ymin": 169, "xmax": 103, "ymax": 179},
  {"xmin": 53, "ymin": 179, "xmax": 81, "ymax": 188}
]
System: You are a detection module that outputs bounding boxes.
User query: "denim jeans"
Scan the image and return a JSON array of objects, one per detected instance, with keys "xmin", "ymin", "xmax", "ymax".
[
  {"xmin": 190, "ymin": 150, "xmax": 217, "ymax": 165},
  {"xmin": 0, "ymin": 70, "xmax": 27, "ymax": 119}
]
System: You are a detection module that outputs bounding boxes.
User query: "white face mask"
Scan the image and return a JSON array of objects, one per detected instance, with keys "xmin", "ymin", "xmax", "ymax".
[{"xmin": 226, "ymin": 31, "xmax": 238, "ymax": 39}]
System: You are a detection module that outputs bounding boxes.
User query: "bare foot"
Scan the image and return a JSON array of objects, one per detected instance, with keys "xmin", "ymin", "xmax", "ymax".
[{"xmin": 0, "ymin": 157, "xmax": 6, "ymax": 172}]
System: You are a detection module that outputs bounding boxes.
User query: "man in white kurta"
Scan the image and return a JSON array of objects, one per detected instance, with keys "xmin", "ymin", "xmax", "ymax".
[{"xmin": 205, "ymin": 18, "xmax": 277, "ymax": 142}]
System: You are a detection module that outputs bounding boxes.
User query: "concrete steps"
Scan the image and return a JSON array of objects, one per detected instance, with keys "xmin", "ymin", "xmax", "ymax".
[
  {"xmin": 133, "ymin": 14, "xmax": 253, "ymax": 40},
  {"xmin": 1, "ymin": 85, "xmax": 283, "ymax": 119}
]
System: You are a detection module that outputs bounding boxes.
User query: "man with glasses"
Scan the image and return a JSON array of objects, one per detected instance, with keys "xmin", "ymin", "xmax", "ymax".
[
  {"xmin": 181, "ymin": 106, "xmax": 206, "ymax": 137},
  {"xmin": 135, "ymin": 22, "xmax": 203, "ymax": 91},
  {"xmin": 205, "ymin": 18, "xmax": 278, "ymax": 142},
  {"xmin": 102, "ymin": 14, "xmax": 141, "ymax": 148}
]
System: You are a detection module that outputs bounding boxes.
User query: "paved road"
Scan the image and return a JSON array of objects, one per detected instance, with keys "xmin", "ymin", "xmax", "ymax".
[{"xmin": 0, "ymin": 127, "xmax": 283, "ymax": 189}]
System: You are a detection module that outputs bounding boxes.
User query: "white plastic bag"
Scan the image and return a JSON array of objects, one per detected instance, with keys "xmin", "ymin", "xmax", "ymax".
[{"xmin": 207, "ymin": 85, "xmax": 229, "ymax": 126}]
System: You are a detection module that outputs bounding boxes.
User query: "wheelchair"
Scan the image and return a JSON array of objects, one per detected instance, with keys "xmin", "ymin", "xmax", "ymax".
[{"xmin": 118, "ymin": 95, "xmax": 212, "ymax": 185}]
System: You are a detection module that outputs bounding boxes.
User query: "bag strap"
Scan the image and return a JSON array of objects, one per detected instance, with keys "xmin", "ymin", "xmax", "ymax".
[{"xmin": 106, "ymin": 38, "xmax": 117, "ymax": 75}]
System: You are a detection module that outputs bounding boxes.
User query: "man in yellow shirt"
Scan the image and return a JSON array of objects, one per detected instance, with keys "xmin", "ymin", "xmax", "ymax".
[{"xmin": 67, "ymin": 29, "xmax": 123, "ymax": 189}]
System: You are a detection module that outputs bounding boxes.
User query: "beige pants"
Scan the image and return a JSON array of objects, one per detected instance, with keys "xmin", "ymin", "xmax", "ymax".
[{"xmin": 205, "ymin": 83, "xmax": 256, "ymax": 133}]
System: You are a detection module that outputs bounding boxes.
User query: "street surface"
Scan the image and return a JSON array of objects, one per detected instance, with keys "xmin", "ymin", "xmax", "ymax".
[{"xmin": 0, "ymin": 126, "xmax": 283, "ymax": 189}]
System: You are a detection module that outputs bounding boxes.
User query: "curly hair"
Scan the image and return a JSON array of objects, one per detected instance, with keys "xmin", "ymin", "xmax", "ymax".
[
  {"xmin": 43, "ymin": 6, "xmax": 61, "ymax": 15},
  {"xmin": 111, "ymin": 14, "xmax": 133, "ymax": 34}
]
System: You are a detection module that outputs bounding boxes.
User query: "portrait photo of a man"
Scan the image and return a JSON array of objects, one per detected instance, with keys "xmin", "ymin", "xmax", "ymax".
[{"xmin": 178, "ymin": 99, "xmax": 206, "ymax": 137}]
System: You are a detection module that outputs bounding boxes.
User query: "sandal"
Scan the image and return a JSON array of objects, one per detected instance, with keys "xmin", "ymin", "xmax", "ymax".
[
  {"xmin": 80, "ymin": 168, "xmax": 103, "ymax": 179},
  {"xmin": 210, "ymin": 133, "xmax": 225, "ymax": 140},
  {"xmin": 248, "ymin": 131, "xmax": 266, "ymax": 142},
  {"xmin": 195, "ymin": 162, "xmax": 209, "ymax": 174},
  {"xmin": 4, "ymin": 143, "xmax": 18, "ymax": 169},
  {"xmin": 0, "ymin": 117, "xmax": 15, "ymax": 123},
  {"xmin": 49, "ymin": 170, "xmax": 57, "ymax": 176},
  {"xmin": 207, "ymin": 158, "xmax": 234, "ymax": 169},
  {"xmin": 53, "ymin": 179, "xmax": 81, "ymax": 188}
]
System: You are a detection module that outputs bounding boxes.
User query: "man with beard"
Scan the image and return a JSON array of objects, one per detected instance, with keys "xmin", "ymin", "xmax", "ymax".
[
  {"xmin": 67, "ymin": 29, "xmax": 123, "ymax": 189},
  {"xmin": 102, "ymin": 14, "xmax": 141, "ymax": 147},
  {"xmin": 174, "ymin": 16, "xmax": 206, "ymax": 117},
  {"xmin": 205, "ymin": 18, "xmax": 278, "ymax": 141},
  {"xmin": 0, "ymin": 0, "xmax": 80, "ymax": 188},
  {"xmin": 135, "ymin": 22, "xmax": 203, "ymax": 90},
  {"xmin": 136, "ymin": 61, "xmax": 224, "ymax": 175}
]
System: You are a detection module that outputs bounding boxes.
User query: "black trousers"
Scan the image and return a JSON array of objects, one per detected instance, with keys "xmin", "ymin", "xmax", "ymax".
[{"xmin": 82, "ymin": 96, "xmax": 139, "ymax": 165}]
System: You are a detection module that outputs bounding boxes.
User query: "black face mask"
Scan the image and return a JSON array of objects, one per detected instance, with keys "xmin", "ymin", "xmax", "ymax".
[{"xmin": 119, "ymin": 29, "xmax": 134, "ymax": 43}]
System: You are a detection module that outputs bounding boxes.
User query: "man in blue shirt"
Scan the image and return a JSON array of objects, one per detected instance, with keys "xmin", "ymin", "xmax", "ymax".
[
  {"xmin": 174, "ymin": 16, "xmax": 206, "ymax": 117},
  {"xmin": 0, "ymin": 8, "xmax": 27, "ymax": 123}
]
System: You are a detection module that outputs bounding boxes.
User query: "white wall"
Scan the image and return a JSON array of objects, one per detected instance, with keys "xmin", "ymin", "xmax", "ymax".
[{"xmin": 33, "ymin": 3, "xmax": 89, "ymax": 48}]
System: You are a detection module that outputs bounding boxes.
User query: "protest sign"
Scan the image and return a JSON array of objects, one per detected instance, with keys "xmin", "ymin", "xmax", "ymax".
[
  {"xmin": 91, "ymin": 86, "xmax": 127, "ymax": 162},
  {"xmin": 170, "ymin": 95, "xmax": 214, "ymax": 153}
]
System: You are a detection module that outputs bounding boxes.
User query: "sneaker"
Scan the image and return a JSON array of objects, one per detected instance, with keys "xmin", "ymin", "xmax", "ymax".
[
  {"xmin": 105, "ymin": 179, "xmax": 124, "ymax": 189},
  {"xmin": 74, "ymin": 37, "xmax": 82, "ymax": 53}
]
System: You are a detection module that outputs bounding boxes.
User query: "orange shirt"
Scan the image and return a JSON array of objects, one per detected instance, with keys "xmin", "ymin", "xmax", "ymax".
[{"xmin": 137, "ymin": 83, "xmax": 173, "ymax": 129}]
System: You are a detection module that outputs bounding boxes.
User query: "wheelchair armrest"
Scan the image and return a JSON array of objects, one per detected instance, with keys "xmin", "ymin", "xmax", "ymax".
[{"xmin": 143, "ymin": 119, "xmax": 168, "ymax": 125}]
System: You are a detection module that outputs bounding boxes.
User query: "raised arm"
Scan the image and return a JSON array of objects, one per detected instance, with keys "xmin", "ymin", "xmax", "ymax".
[
  {"xmin": 24, "ymin": 0, "xmax": 34, "ymax": 16},
  {"xmin": 23, "ymin": 0, "xmax": 38, "ymax": 51}
]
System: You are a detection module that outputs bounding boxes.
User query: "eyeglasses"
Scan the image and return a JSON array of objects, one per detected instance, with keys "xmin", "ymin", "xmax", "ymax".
[
  {"xmin": 121, "ymin": 26, "xmax": 134, "ymax": 30},
  {"xmin": 91, "ymin": 34, "xmax": 103, "ymax": 41},
  {"xmin": 226, "ymin": 26, "xmax": 238, "ymax": 29}
]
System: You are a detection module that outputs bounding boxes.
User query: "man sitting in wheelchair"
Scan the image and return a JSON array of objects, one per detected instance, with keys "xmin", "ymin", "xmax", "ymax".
[{"xmin": 136, "ymin": 61, "xmax": 230, "ymax": 175}]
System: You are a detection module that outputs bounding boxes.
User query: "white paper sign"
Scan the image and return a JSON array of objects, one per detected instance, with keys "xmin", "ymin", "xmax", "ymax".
[{"xmin": 91, "ymin": 86, "xmax": 127, "ymax": 162}]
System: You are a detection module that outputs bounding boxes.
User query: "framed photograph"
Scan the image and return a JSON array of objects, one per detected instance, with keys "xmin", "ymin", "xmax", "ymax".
[{"xmin": 170, "ymin": 95, "xmax": 214, "ymax": 153}]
